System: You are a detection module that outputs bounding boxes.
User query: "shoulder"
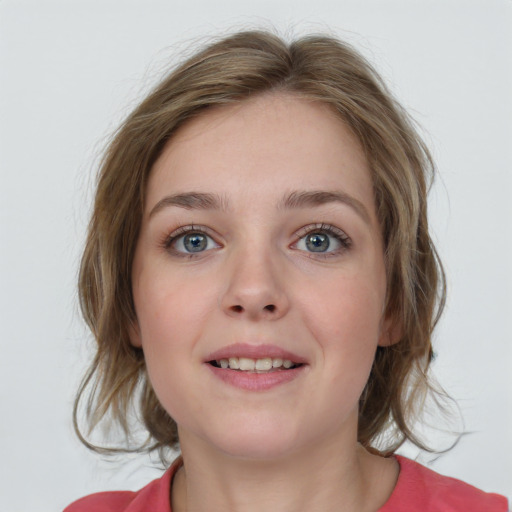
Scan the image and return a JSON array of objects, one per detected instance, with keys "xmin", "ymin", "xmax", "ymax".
[
  {"xmin": 63, "ymin": 490, "xmax": 137, "ymax": 512},
  {"xmin": 379, "ymin": 455, "xmax": 508, "ymax": 512},
  {"xmin": 63, "ymin": 458, "xmax": 181, "ymax": 512}
]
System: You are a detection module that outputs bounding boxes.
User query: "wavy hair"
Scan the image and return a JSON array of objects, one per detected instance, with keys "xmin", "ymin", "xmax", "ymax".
[{"xmin": 75, "ymin": 30, "xmax": 446, "ymax": 460}]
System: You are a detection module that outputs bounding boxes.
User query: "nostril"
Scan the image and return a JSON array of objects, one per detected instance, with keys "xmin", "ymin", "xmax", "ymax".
[{"xmin": 227, "ymin": 304, "xmax": 277, "ymax": 314}]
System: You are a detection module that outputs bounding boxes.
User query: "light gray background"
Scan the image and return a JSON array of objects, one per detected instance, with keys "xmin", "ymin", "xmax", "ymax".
[{"xmin": 1, "ymin": 1, "xmax": 511, "ymax": 510}]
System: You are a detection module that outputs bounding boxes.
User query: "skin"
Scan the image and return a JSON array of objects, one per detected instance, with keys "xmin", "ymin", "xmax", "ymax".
[{"xmin": 131, "ymin": 93, "xmax": 399, "ymax": 512}]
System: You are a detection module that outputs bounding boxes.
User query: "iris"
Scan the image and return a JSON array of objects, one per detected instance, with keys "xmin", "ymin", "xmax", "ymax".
[
  {"xmin": 306, "ymin": 233, "xmax": 330, "ymax": 252},
  {"xmin": 184, "ymin": 233, "xmax": 208, "ymax": 252}
]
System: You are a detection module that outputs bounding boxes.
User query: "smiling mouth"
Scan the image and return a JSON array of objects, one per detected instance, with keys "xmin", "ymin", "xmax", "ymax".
[{"xmin": 208, "ymin": 357, "xmax": 303, "ymax": 372}]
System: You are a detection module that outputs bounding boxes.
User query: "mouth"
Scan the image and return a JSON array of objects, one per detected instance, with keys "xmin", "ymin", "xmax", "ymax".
[
  {"xmin": 208, "ymin": 357, "xmax": 304, "ymax": 372},
  {"xmin": 204, "ymin": 344, "xmax": 307, "ymax": 390}
]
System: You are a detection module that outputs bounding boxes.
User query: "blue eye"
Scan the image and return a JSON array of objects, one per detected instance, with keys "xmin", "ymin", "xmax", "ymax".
[
  {"xmin": 167, "ymin": 229, "xmax": 219, "ymax": 254},
  {"xmin": 304, "ymin": 232, "xmax": 331, "ymax": 252},
  {"xmin": 183, "ymin": 233, "xmax": 208, "ymax": 252},
  {"xmin": 294, "ymin": 225, "xmax": 351, "ymax": 254}
]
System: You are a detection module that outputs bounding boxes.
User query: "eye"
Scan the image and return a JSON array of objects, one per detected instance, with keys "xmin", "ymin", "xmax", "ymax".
[
  {"xmin": 165, "ymin": 227, "xmax": 220, "ymax": 255},
  {"xmin": 293, "ymin": 224, "xmax": 351, "ymax": 255}
]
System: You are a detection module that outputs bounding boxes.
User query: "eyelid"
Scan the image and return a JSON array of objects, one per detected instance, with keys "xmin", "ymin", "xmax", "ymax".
[
  {"xmin": 163, "ymin": 225, "xmax": 205, "ymax": 247},
  {"xmin": 292, "ymin": 223, "xmax": 352, "ymax": 255},
  {"xmin": 160, "ymin": 222, "xmax": 351, "ymax": 258},
  {"xmin": 293, "ymin": 223, "xmax": 350, "ymax": 240},
  {"xmin": 162, "ymin": 225, "xmax": 221, "ymax": 255}
]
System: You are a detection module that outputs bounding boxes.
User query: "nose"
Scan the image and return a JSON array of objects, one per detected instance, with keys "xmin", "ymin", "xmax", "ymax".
[{"xmin": 220, "ymin": 246, "xmax": 290, "ymax": 321}]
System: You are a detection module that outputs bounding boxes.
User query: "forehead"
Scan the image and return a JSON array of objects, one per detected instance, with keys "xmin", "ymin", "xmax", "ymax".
[{"xmin": 147, "ymin": 93, "xmax": 375, "ymax": 217}]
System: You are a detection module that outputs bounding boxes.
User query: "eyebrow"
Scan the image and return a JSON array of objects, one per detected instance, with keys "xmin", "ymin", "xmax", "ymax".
[
  {"xmin": 149, "ymin": 192, "xmax": 229, "ymax": 218},
  {"xmin": 148, "ymin": 189, "xmax": 371, "ymax": 224},
  {"xmin": 279, "ymin": 190, "xmax": 371, "ymax": 225}
]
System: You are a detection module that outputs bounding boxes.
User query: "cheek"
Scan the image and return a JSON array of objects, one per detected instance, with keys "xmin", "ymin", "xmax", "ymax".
[
  {"xmin": 132, "ymin": 266, "xmax": 219, "ymax": 405},
  {"xmin": 135, "ymin": 266, "xmax": 216, "ymax": 344},
  {"xmin": 300, "ymin": 273, "xmax": 384, "ymax": 379},
  {"xmin": 133, "ymin": 279, "xmax": 200, "ymax": 419},
  {"xmin": 305, "ymin": 270, "xmax": 384, "ymax": 334}
]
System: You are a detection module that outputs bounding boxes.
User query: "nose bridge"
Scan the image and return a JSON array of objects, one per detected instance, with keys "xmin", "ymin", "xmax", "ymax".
[{"xmin": 221, "ymin": 235, "xmax": 289, "ymax": 320}]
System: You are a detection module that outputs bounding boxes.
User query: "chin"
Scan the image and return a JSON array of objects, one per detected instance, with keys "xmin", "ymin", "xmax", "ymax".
[
  {"xmin": 217, "ymin": 437, "xmax": 299, "ymax": 461},
  {"xmin": 200, "ymin": 415, "xmax": 305, "ymax": 461}
]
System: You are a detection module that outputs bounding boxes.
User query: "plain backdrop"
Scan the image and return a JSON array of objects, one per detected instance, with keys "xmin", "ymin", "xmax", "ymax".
[{"xmin": 1, "ymin": 1, "xmax": 511, "ymax": 510}]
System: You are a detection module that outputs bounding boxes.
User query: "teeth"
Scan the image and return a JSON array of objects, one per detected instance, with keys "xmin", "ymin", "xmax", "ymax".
[
  {"xmin": 216, "ymin": 357, "xmax": 296, "ymax": 371},
  {"xmin": 272, "ymin": 358, "xmax": 283, "ymax": 368},
  {"xmin": 255, "ymin": 358, "xmax": 272, "ymax": 371},
  {"xmin": 239, "ymin": 357, "xmax": 255, "ymax": 371}
]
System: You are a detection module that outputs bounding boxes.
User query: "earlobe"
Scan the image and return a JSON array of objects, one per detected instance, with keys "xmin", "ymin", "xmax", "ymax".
[
  {"xmin": 129, "ymin": 319, "xmax": 143, "ymax": 348},
  {"xmin": 378, "ymin": 316, "xmax": 402, "ymax": 347}
]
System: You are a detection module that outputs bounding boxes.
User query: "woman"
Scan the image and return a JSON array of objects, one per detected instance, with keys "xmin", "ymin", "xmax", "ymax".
[{"xmin": 66, "ymin": 30, "xmax": 508, "ymax": 511}]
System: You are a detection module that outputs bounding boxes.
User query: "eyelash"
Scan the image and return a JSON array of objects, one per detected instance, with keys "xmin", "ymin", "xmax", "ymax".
[
  {"xmin": 161, "ymin": 223, "xmax": 352, "ymax": 258},
  {"xmin": 162, "ymin": 225, "xmax": 219, "ymax": 258},
  {"xmin": 293, "ymin": 223, "xmax": 352, "ymax": 257}
]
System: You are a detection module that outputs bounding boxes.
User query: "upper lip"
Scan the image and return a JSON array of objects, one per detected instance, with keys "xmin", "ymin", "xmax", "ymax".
[{"xmin": 205, "ymin": 343, "xmax": 307, "ymax": 364}]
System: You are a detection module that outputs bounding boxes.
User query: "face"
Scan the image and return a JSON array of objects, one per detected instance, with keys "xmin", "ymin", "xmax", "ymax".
[{"xmin": 131, "ymin": 93, "xmax": 394, "ymax": 460}]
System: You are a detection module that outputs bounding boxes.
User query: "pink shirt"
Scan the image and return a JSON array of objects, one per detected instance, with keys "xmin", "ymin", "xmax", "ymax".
[{"xmin": 64, "ymin": 455, "xmax": 508, "ymax": 511}]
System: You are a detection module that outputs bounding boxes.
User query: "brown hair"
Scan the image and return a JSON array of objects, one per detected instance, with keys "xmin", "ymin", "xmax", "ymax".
[{"xmin": 75, "ymin": 30, "xmax": 446, "ymax": 459}]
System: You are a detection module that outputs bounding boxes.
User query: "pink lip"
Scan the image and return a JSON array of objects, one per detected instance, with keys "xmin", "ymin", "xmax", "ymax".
[
  {"xmin": 205, "ymin": 343, "xmax": 307, "ymax": 364},
  {"xmin": 206, "ymin": 363, "xmax": 306, "ymax": 391},
  {"xmin": 204, "ymin": 343, "xmax": 308, "ymax": 392}
]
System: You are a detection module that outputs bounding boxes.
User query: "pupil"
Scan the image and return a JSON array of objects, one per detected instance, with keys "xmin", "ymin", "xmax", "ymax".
[
  {"xmin": 184, "ymin": 233, "xmax": 207, "ymax": 252},
  {"xmin": 306, "ymin": 233, "xmax": 329, "ymax": 252}
]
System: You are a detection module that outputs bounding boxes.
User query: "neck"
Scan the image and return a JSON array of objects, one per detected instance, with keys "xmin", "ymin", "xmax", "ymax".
[{"xmin": 171, "ymin": 430, "xmax": 398, "ymax": 512}]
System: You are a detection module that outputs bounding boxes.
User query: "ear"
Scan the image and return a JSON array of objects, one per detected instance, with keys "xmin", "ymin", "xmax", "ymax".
[
  {"xmin": 128, "ymin": 319, "xmax": 143, "ymax": 348},
  {"xmin": 378, "ymin": 314, "xmax": 402, "ymax": 347}
]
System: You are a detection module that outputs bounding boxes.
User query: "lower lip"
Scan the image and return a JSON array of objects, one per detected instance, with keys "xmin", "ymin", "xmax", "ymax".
[{"xmin": 206, "ymin": 364, "xmax": 306, "ymax": 391}]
